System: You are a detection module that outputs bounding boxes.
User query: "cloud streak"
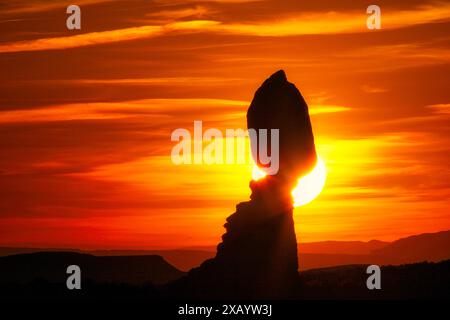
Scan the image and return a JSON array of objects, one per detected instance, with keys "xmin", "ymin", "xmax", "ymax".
[
  {"xmin": 1, "ymin": 2, "xmax": 449, "ymax": 53},
  {"xmin": 0, "ymin": 25, "xmax": 164, "ymax": 53},
  {"xmin": 0, "ymin": 0, "xmax": 114, "ymax": 15}
]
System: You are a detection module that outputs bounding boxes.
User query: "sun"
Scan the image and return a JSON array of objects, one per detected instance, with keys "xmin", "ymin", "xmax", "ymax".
[
  {"xmin": 252, "ymin": 155, "xmax": 327, "ymax": 207},
  {"xmin": 291, "ymin": 156, "xmax": 327, "ymax": 206}
]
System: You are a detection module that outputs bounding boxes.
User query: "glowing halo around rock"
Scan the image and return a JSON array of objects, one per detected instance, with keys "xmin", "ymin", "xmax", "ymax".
[
  {"xmin": 252, "ymin": 156, "xmax": 327, "ymax": 207},
  {"xmin": 291, "ymin": 156, "xmax": 327, "ymax": 206}
]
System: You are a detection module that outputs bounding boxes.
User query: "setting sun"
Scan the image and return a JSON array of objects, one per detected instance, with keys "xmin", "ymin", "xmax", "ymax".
[
  {"xmin": 292, "ymin": 156, "xmax": 327, "ymax": 207},
  {"xmin": 252, "ymin": 156, "xmax": 327, "ymax": 206}
]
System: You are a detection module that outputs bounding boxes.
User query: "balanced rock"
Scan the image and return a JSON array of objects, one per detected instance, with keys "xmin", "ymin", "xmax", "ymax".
[
  {"xmin": 166, "ymin": 71, "xmax": 317, "ymax": 299},
  {"xmin": 247, "ymin": 70, "xmax": 317, "ymax": 184}
]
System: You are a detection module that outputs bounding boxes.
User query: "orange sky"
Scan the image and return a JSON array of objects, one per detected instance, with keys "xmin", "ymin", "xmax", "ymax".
[{"xmin": 0, "ymin": 0, "xmax": 449, "ymax": 249}]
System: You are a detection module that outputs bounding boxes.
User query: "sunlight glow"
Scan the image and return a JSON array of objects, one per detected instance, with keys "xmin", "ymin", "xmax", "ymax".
[
  {"xmin": 252, "ymin": 156, "xmax": 327, "ymax": 207},
  {"xmin": 252, "ymin": 164, "xmax": 268, "ymax": 181},
  {"xmin": 292, "ymin": 156, "xmax": 327, "ymax": 207}
]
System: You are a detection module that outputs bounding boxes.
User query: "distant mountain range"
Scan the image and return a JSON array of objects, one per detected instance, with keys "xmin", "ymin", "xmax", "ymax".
[
  {"xmin": 1, "ymin": 230, "xmax": 449, "ymax": 271},
  {"xmin": 0, "ymin": 247, "xmax": 214, "ymax": 272},
  {"xmin": 299, "ymin": 239, "xmax": 388, "ymax": 254},
  {"xmin": 300, "ymin": 230, "xmax": 450, "ymax": 270}
]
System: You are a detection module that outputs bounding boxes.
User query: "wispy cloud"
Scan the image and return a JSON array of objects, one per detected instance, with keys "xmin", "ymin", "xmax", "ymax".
[
  {"xmin": 0, "ymin": 0, "xmax": 114, "ymax": 15},
  {"xmin": 2, "ymin": 2, "xmax": 449, "ymax": 53},
  {"xmin": 144, "ymin": 5, "xmax": 212, "ymax": 22},
  {"xmin": 309, "ymin": 105, "xmax": 351, "ymax": 115},
  {"xmin": 362, "ymin": 85, "xmax": 389, "ymax": 94},
  {"xmin": 0, "ymin": 25, "xmax": 164, "ymax": 53},
  {"xmin": 64, "ymin": 77, "xmax": 244, "ymax": 85},
  {"xmin": 168, "ymin": 3, "xmax": 450, "ymax": 36},
  {"xmin": 0, "ymin": 99, "xmax": 351, "ymax": 124},
  {"xmin": 0, "ymin": 98, "xmax": 248, "ymax": 123},
  {"xmin": 427, "ymin": 103, "xmax": 450, "ymax": 114}
]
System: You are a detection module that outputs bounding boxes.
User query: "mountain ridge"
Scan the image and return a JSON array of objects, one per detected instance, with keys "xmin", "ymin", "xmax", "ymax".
[
  {"xmin": 1, "ymin": 229, "xmax": 449, "ymax": 271},
  {"xmin": 0, "ymin": 251, "xmax": 185, "ymax": 285}
]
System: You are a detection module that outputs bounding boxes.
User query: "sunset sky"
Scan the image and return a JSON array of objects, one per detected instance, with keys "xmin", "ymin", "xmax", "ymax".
[{"xmin": 0, "ymin": 0, "xmax": 449, "ymax": 249}]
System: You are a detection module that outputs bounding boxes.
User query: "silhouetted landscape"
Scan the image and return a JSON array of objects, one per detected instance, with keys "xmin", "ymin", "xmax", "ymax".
[
  {"xmin": 0, "ymin": 251, "xmax": 448, "ymax": 299},
  {"xmin": 3, "ymin": 230, "xmax": 449, "ymax": 272},
  {"xmin": 0, "ymin": 252, "xmax": 184, "ymax": 286},
  {"xmin": 1, "ymin": 230, "xmax": 450, "ymax": 299}
]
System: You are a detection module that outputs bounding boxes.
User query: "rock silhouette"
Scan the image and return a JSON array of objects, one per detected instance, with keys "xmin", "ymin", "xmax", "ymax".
[
  {"xmin": 248, "ymin": 69, "xmax": 317, "ymax": 184},
  {"xmin": 168, "ymin": 70, "xmax": 317, "ymax": 299}
]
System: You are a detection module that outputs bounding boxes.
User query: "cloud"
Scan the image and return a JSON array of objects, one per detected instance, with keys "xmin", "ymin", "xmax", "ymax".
[
  {"xmin": 0, "ymin": 0, "xmax": 114, "ymax": 15},
  {"xmin": 427, "ymin": 103, "xmax": 450, "ymax": 114},
  {"xmin": 62, "ymin": 77, "xmax": 244, "ymax": 86},
  {"xmin": 0, "ymin": 25, "xmax": 164, "ymax": 53},
  {"xmin": 168, "ymin": 3, "xmax": 450, "ymax": 36},
  {"xmin": 309, "ymin": 105, "xmax": 351, "ymax": 115},
  {"xmin": 2, "ymin": 2, "xmax": 449, "ymax": 53},
  {"xmin": 362, "ymin": 85, "xmax": 389, "ymax": 94},
  {"xmin": 144, "ymin": 5, "xmax": 212, "ymax": 22},
  {"xmin": 0, "ymin": 98, "xmax": 351, "ymax": 124},
  {"xmin": 0, "ymin": 98, "xmax": 248, "ymax": 123}
]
